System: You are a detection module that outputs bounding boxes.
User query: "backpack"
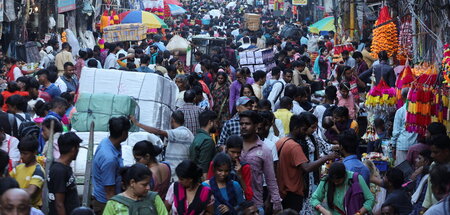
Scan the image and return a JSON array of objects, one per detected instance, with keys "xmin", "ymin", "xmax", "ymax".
[
  {"xmin": 321, "ymin": 104, "xmax": 337, "ymax": 122},
  {"xmin": 110, "ymin": 192, "xmax": 158, "ymax": 215},
  {"xmin": 14, "ymin": 114, "xmax": 40, "ymax": 140},
  {"xmin": 263, "ymin": 80, "xmax": 284, "ymax": 101},
  {"xmin": 343, "ymin": 172, "xmax": 365, "ymax": 215}
]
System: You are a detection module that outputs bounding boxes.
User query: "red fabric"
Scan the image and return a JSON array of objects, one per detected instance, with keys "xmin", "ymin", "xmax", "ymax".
[
  {"xmin": 6, "ymin": 65, "xmax": 17, "ymax": 81},
  {"xmin": 206, "ymin": 161, "xmax": 254, "ymax": 200},
  {"xmin": 1, "ymin": 91, "xmax": 29, "ymax": 112}
]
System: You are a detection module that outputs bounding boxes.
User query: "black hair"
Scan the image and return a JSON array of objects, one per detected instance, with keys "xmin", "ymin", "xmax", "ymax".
[
  {"xmin": 60, "ymin": 92, "xmax": 74, "ymax": 104},
  {"xmin": 239, "ymin": 84, "xmax": 255, "ymax": 97},
  {"xmin": 326, "ymin": 162, "xmax": 346, "ymax": 208},
  {"xmin": 338, "ymin": 129, "xmax": 358, "ymax": 154},
  {"xmin": 374, "ymin": 118, "xmax": 385, "ymax": 129},
  {"xmin": 0, "ymin": 177, "xmax": 19, "ymax": 196},
  {"xmin": 429, "ymin": 163, "xmax": 450, "ymax": 195},
  {"xmin": 133, "ymin": 140, "xmax": 163, "ymax": 161},
  {"xmin": 0, "ymin": 150, "xmax": 9, "ymax": 176},
  {"xmin": 419, "ymin": 149, "xmax": 432, "ymax": 163},
  {"xmin": 430, "ymin": 134, "xmax": 450, "ymax": 150},
  {"xmin": 192, "ymin": 85, "xmax": 203, "ymax": 96},
  {"xmin": 141, "ymin": 55, "xmax": 151, "ymax": 65},
  {"xmin": 427, "ymin": 122, "xmax": 447, "ymax": 136},
  {"xmin": 18, "ymin": 135, "xmax": 39, "ymax": 152},
  {"xmin": 243, "ymin": 37, "xmax": 250, "ymax": 43},
  {"xmin": 279, "ymin": 96, "xmax": 293, "ymax": 109},
  {"xmin": 226, "ymin": 135, "xmax": 243, "ymax": 150},
  {"xmin": 5, "ymin": 95, "xmax": 28, "ymax": 112},
  {"xmin": 16, "ymin": 76, "xmax": 30, "ymax": 88},
  {"xmin": 341, "ymin": 50, "xmax": 349, "ymax": 55},
  {"xmin": 199, "ymin": 110, "xmax": 217, "ymax": 127},
  {"xmin": 258, "ymin": 110, "xmax": 275, "ymax": 127},
  {"xmin": 48, "ymin": 70, "xmax": 59, "ymax": 83},
  {"xmin": 34, "ymin": 100, "xmax": 51, "ymax": 118},
  {"xmin": 239, "ymin": 110, "xmax": 260, "ymax": 124},
  {"xmin": 352, "ymin": 51, "xmax": 363, "ymax": 59},
  {"xmin": 386, "ymin": 168, "xmax": 404, "ymax": 189},
  {"xmin": 284, "ymin": 69, "xmax": 293, "ymax": 76},
  {"xmin": 237, "ymin": 200, "xmax": 255, "ymax": 213},
  {"xmin": 378, "ymin": 51, "xmax": 389, "ymax": 61},
  {"xmin": 42, "ymin": 117, "xmax": 63, "ymax": 133},
  {"xmin": 27, "ymin": 78, "xmax": 40, "ymax": 91},
  {"xmin": 108, "ymin": 116, "xmax": 131, "ymax": 139},
  {"xmin": 283, "ymin": 84, "xmax": 297, "ymax": 99},
  {"xmin": 50, "ymin": 97, "xmax": 69, "ymax": 110},
  {"xmin": 271, "ymin": 66, "xmax": 281, "ymax": 76},
  {"xmin": 339, "ymin": 82, "xmax": 351, "ymax": 93},
  {"xmin": 78, "ymin": 49, "xmax": 87, "ymax": 60},
  {"xmin": 253, "ymin": 70, "xmax": 266, "ymax": 83},
  {"xmin": 69, "ymin": 207, "xmax": 96, "ymax": 215},
  {"xmin": 61, "ymin": 42, "xmax": 71, "ymax": 50},
  {"xmin": 87, "ymin": 59, "xmax": 98, "ymax": 68},
  {"xmin": 120, "ymin": 163, "xmax": 152, "ymax": 187},
  {"xmin": 172, "ymin": 110, "xmax": 185, "ymax": 125},
  {"xmin": 289, "ymin": 112, "xmax": 318, "ymax": 133},
  {"xmin": 212, "ymin": 152, "xmax": 232, "ymax": 170},
  {"xmin": 184, "ymin": 89, "xmax": 196, "ymax": 103},
  {"xmin": 7, "ymin": 82, "xmax": 20, "ymax": 92},
  {"xmin": 292, "ymin": 60, "xmax": 306, "ymax": 68},
  {"xmin": 156, "ymin": 55, "xmax": 164, "ymax": 64},
  {"xmin": 257, "ymin": 99, "xmax": 271, "ymax": 110},
  {"xmin": 333, "ymin": 106, "xmax": 349, "ymax": 119},
  {"xmin": 58, "ymin": 132, "xmax": 82, "ymax": 155},
  {"xmin": 175, "ymin": 160, "xmax": 203, "ymax": 183}
]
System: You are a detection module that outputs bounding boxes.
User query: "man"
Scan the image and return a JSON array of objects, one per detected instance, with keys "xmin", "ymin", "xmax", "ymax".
[
  {"xmin": 36, "ymin": 69, "xmax": 61, "ymax": 100},
  {"xmin": 353, "ymin": 51, "xmax": 369, "ymax": 76},
  {"xmin": 189, "ymin": 110, "xmax": 217, "ymax": 178},
  {"xmin": 423, "ymin": 164, "xmax": 450, "ymax": 215},
  {"xmin": 392, "ymin": 88, "xmax": 417, "ymax": 165},
  {"xmin": 257, "ymin": 111, "xmax": 279, "ymax": 163},
  {"xmin": 178, "ymin": 89, "xmax": 203, "ymax": 135},
  {"xmin": 359, "ymin": 50, "xmax": 396, "ymax": 87},
  {"xmin": 251, "ymin": 70, "xmax": 266, "ymax": 100},
  {"xmin": 291, "ymin": 60, "xmax": 307, "ymax": 86},
  {"xmin": 0, "ymin": 188, "xmax": 45, "ymax": 215},
  {"xmin": 55, "ymin": 42, "xmax": 74, "ymax": 75},
  {"xmin": 6, "ymin": 95, "xmax": 31, "ymax": 129},
  {"xmin": 92, "ymin": 116, "xmax": 130, "ymax": 214},
  {"xmin": 131, "ymin": 111, "xmax": 194, "ymax": 176},
  {"xmin": 0, "ymin": 94, "xmax": 17, "ymax": 136},
  {"xmin": 48, "ymin": 132, "xmax": 82, "ymax": 215},
  {"xmin": 149, "ymin": 45, "xmax": 158, "ymax": 65},
  {"xmin": 175, "ymin": 74, "xmax": 189, "ymax": 108},
  {"xmin": 116, "ymin": 43, "xmax": 127, "ymax": 59},
  {"xmin": 155, "ymin": 55, "xmax": 168, "ymax": 75},
  {"xmin": 135, "ymin": 55, "xmax": 155, "ymax": 73},
  {"xmin": 247, "ymin": 37, "xmax": 258, "ymax": 49},
  {"xmin": 239, "ymin": 110, "xmax": 282, "ymax": 214},
  {"xmin": 103, "ymin": 43, "xmax": 119, "ymax": 69},
  {"xmin": 26, "ymin": 78, "xmax": 45, "ymax": 115},
  {"xmin": 10, "ymin": 136, "xmax": 45, "ymax": 208},
  {"xmin": 339, "ymin": 129, "xmax": 371, "ymax": 185},
  {"xmin": 0, "ymin": 125, "xmax": 20, "ymax": 170},
  {"xmin": 218, "ymin": 96, "xmax": 254, "ymax": 146},
  {"xmin": 267, "ymin": 68, "xmax": 293, "ymax": 111},
  {"xmin": 292, "ymin": 86, "xmax": 307, "ymax": 115},
  {"xmin": 55, "ymin": 62, "xmax": 78, "ymax": 95},
  {"xmin": 361, "ymin": 43, "xmax": 377, "ymax": 68},
  {"xmin": 341, "ymin": 50, "xmax": 356, "ymax": 68},
  {"xmin": 239, "ymin": 37, "xmax": 251, "ymax": 50},
  {"xmin": 273, "ymin": 97, "xmax": 293, "ymax": 135},
  {"xmin": 382, "ymin": 168, "xmax": 413, "ymax": 215},
  {"xmin": 150, "ymin": 35, "xmax": 166, "ymax": 52},
  {"xmin": 276, "ymin": 113, "xmax": 337, "ymax": 212},
  {"xmin": 313, "ymin": 86, "xmax": 337, "ymax": 140}
]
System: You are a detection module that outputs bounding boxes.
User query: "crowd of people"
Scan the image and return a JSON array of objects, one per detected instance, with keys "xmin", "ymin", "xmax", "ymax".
[{"xmin": 0, "ymin": 1, "xmax": 449, "ymax": 215}]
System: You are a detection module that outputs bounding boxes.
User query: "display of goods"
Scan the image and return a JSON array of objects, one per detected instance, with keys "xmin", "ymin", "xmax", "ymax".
[
  {"xmin": 72, "ymin": 93, "xmax": 139, "ymax": 132},
  {"xmin": 411, "ymin": 63, "xmax": 435, "ymax": 77},
  {"xmin": 395, "ymin": 65, "xmax": 415, "ymax": 108},
  {"xmin": 166, "ymin": 35, "xmax": 189, "ymax": 54},
  {"xmin": 370, "ymin": 6, "xmax": 399, "ymax": 58},
  {"xmin": 362, "ymin": 152, "xmax": 390, "ymax": 162},
  {"xmin": 443, "ymin": 44, "xmax": 450, "ymax": 86},
  {"xmin": 103, "ymin": 23, "xmax": 148, "ymax": 43},
  {"xmin": 365, "ymin": 79, "xmax": 397, "ymax": 108},
  {"xmin": 405, "ymin": 66, "xmax": 438, "ymax": 135},
  {"xmin": 398, "ymin": 17, "xmax": 413, "ymax": 62},
  {"xmin": 78, "ymin": 68, "xmax": 178, "ymax": 131},
  {"xmin": 333, "ymin": 43, "xmax": 354, "ymax": 55},
  {"xmin": 244, "ymin": 13, "xmax": 261, "ymax": 31}
]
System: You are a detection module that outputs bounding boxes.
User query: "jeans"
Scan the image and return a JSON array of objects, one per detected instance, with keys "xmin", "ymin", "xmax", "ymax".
[{"xmin": 282, "ymin": 192, "xmax": 304, "ymax": 212}]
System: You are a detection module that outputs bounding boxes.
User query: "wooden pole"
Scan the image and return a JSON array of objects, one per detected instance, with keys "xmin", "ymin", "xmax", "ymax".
[
  {"xmin": 41, "ymin": 120, "xmax": 55, "ymax": 215},
  {"xmin": 82, "ymin": 122, "xmax": 95, "ymax": 207},
  {"xmin": 349, "ymin": 0, "xmax": 355, "ymax": 40}
]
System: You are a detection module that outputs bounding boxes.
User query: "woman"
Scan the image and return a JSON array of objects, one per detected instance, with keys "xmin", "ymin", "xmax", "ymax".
[
  {"xmin": 337, "ymin": 66, "xmax": 365, "ymax": 102},
  {"xmin": 240, "ymin": 84, "xmax": 255, "ymax": 98},
  {"xmin": 133, "ymin": 140, "xmax": 171, "ymax": 200},
  {"xmin": 337, "ymin": 82, "xmax": 357, "ymax": 120},
  {"xmin": 202, "ymin": 153, "xmax": 244, "ymax": 215},
  {"xmin": 229, "ymin": 70, "xmax": 247, "ymax": 114},
  {"xmin": 103, "ymin": 164, "xmax": 168, "ymax": 215},
  {"xmin": 311, "ymin": 162, "xmax": 375, "ymax": 215},
  {"xmin": 313, "ymin": 47, "xmax": 331, "ymax": 80},
  {"xmin": 409, "ymin": 150, "xmax": 432, "ymax": 215},
  {"xmin": 165, "ymin": 160, "xmax": 214, "ymax": 215},
  {"xmin": 3, "ymin": 57, "xmax": 23, "ymax": 82},
  {"xmin": 211, "ymin": 72, "xmax": 230, "ymax": 127},
  {"xmin": 332, "ymin": 106, "xmax": 358, "ymax": 134}
]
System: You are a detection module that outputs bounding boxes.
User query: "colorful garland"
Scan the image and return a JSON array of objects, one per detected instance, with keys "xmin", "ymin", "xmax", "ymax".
[
  {"xmin": 395, "ymin": 65, "xmax": 415, "ymax": 108},
  {"xmin": 443, "ymin": 44, "xmax": 450, "ymax": 86},
  {"xmin": 370, "ymin": 6, "xmax": 399, "ymax": 58}
]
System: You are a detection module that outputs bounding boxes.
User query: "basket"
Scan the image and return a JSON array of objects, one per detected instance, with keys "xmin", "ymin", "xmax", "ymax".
[{"xmin": 103, "ymin": 23, "xmax": 148, "ymax": 43}]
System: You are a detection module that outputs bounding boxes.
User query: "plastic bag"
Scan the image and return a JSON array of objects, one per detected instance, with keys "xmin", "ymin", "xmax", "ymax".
[{"xmin": 166, "ymin": 35, "xmax": 189, "ymax": 54}]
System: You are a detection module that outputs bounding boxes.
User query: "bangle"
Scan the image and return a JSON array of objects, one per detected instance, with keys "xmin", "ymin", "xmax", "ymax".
[
  {"xmin": 315, "ymin": 205, "xmax": 322, "ymax": 210},
  {"xmin": 355, "ymin": 212, "xmax": 361, "ymax": 215}
]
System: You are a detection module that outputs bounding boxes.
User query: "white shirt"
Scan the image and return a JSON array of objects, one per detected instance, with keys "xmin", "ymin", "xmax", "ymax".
[
  {"xmin": 39, "ymin": 54, "xmax": 55, "ymax": 69},
  {"xmin": 264, "ymin": 133, "xmax": 279, "ymax": 161},
  {"xmin": 1, "ymin": 134, "xmax": 20, "ymax": 168},
  {"xmin": 104, "ymin": 53, "xmax": 118, "ymax": 69},
  {"xmin": 165, "ymin": 126, "xmax": 194, "ymax": 177},
  {"xmin": 269, "ymin": 119, "xmax": 285, "ymax": 139},
  {"xmin": 267, "ymin": 79, "xmax": 287, "ymax": 111},
  {"xmin": 176, "ymin": 91, "xmax": 186, "ymax": 109},
  {"xmin": 54, "ymin": 77, "xmax": 67, "ymax": 93},
  {"xmin": 13, "ymin": 67, "xmax": 23, "ymax": 81},
  {"xmin": 292, "ymin": 100, "xmax": 305, "ymax": 115}
]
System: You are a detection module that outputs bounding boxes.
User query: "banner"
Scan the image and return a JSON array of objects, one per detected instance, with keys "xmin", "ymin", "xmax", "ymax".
[
  {"xmin": 58, "ymin": 0, "xmax": 76, "ymax": 13},
  {"xmin": 292, "ymin": 0, "xmax": 307, "ymax": 6}
]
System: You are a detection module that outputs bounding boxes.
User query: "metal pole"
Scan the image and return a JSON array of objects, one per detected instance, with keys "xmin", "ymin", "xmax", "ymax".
[
  {"xmin": 41, "ymin": 120, "xmax": 55, "ymax": 215},
  {"xmin": 350, "ymin": 0, "xmax": 355, "ymax": 40},
  {"xmin": 82, "ymin": 122, "xmax": 95, "ymax": 207}
]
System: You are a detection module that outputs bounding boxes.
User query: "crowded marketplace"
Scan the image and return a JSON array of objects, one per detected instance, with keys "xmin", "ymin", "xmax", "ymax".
[{"xmin": 0, "ymin": 0, "xmax": 449, "ymax": 214}]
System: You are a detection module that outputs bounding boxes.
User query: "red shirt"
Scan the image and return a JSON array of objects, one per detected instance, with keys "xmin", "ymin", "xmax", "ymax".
[
  {"xmin": 2, "ymin": 91, "xmax": 29, "ymax": 112},
  {"xmin": 207, "ymin": 161, "xmax": 254, "ymax": 200}
]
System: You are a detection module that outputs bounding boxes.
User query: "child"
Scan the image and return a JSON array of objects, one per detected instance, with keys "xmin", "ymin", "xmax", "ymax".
[
  {"xmin": 323, "ymin": 116, "xmax": 338, "ymax": 145},
  {"xmin": 203, "ymin": 153, "xmax": 245, "ymax": 215},
  {"xmin": 337, "ymin": 82, "xmax": 357, "ymax": 120},
  {"xmin": 9, "ymin": 135, "xmax": 45, "ymax": 208}
]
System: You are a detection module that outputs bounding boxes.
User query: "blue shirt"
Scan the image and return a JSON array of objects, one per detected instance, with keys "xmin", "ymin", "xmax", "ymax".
[
  {"xmin": 92, "ymin": 137, "xmax": 123, "ymax": 203},
  {"xmin": 41, "ymin": 83, "xmax": 61, "ymax": 99},
  {"xmin": 202, "ymin": 180, "xmax": 244, "ymax": 215},
  {"xmin": 343, "ymin": 155, "xmax": 370, "ymax": 185},
  {"xmin": 136, "ymin": 66, "xmax": 155, "ymax": 73},
  {"xmin": 392, "ymin": 103, "xmax": 418, "ymax": 150}
]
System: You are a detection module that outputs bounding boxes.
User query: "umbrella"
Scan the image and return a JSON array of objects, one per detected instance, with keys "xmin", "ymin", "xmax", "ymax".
[
  {"xmin": 121, "ymin": 11, "xmax": 168, "ymax": 29},
  {"xmin": 226, "ymin": 1, "xmax": 236, "ymax": 9},
  {"xmin": 309, "ymin": 16, "xmax": 335, "ymax": 32},
  {"xmin": 209, "ymin": 9, "xmax": 221, "ymax": 18},
  {"xmin": 168, "ymin": 4, "xmax": 186, "ymax": 16},
  {"xmin": 164, "ymin": 0, "xmax": 182, "ymax": 6}
]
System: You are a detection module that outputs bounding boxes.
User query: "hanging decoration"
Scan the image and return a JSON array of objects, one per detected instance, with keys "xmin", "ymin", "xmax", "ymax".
[
  {"xmin": 370, "ymin": 6, "xmax": 399, "ymax": 58},
  {"xmin": 397, "ymin": 16, "xmax": 413, "ymax": 63},
  {"xmin": 443, "ymin": 44, "xmax": 450, "ymax": 87},
  {"xmin": 395, "ymin": 64, "xmax": 415, "ymax": 108},
  {"xmin": 365, "ymin": 78, "xmax": 397, "ymax": 126}
]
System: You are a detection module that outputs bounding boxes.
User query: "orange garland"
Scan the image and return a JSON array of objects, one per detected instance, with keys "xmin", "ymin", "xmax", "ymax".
[{"xmin": 370, "ymin": 6, "xmax": 399, "ymax": 58}]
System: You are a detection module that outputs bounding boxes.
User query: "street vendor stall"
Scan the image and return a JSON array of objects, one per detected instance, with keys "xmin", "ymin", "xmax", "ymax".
[{"xmin": 103, "ymin": 23, "xmax": 148, "ymax": 43}]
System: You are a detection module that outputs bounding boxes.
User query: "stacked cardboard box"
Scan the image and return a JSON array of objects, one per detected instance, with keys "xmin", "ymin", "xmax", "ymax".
[{"xmin": 244, "ymin": 13, "xmax": 261, "ymax": 31}]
